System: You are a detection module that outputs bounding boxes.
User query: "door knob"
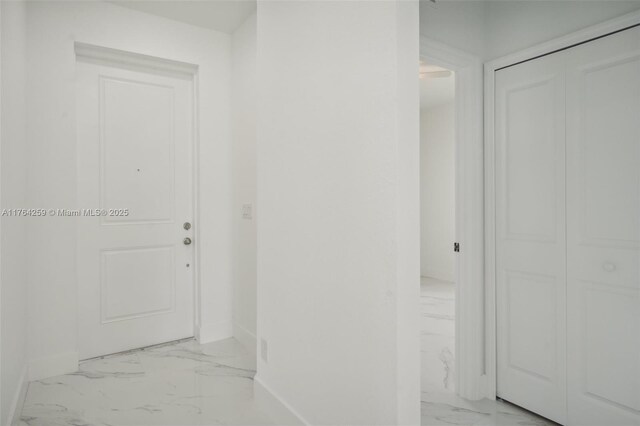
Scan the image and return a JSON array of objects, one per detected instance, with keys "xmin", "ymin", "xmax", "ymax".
[{"xmin": 183, "ymin": 237, "xmax": 192, "ymax": 245}]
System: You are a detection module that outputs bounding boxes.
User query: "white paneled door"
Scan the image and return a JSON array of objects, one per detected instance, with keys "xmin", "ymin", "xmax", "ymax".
[
  {"xmin": 496, "ymin": 25, "xmax": 640, "ymax": 426},
  {"xmin": 495, "ymin": 51, "xmax": 567, "ymax": 425},
  {"xmin": 565, "ymin": 26, "xmax": 640, "ymax": 426},
  {"xmin": 76, "ymin": 57, "xmax": 195, "ymax": 360}
]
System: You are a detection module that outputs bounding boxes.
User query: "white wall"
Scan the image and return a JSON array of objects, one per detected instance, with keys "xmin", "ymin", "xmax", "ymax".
[
  {"xmin": 1, "ymin": 0, "xmax": 29, "ymax": 422},
  {"xmin": 256, "ymin": 1, "xmax": 420, "ymax": 424},
  {"xmin": 485, "ymin": 1, "xmax": 640, "ymax": 60},
  {"xmin": 420, "ymin": 0, "xmax": 640, "ymax": 61},
  {"xmin": 231, "ymin": 13, "xmax": 257, "ymax": 357},
  {"xmin": 419, "ymin": 1, "xmax": 487, "ymax": 59},
  {"xmin": 25, "ymin": 1, "xmax": 233, "ymax": 379},
  {"xmin": 420, "ymin": 102, "xmax": 455, "ymax": 282}
]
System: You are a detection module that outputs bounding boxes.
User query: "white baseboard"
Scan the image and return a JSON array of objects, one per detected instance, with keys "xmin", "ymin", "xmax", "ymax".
[
  {"xmin": 28, "ymin": 351, "xmax": 78, "ymax": 381},
  {"xmin": 232, "ymin": 322, "xmax": 257, "ymax": 358},
  {"xmin": 254, "ymin": 375, "xmax": 308, "ymax": 426},
  {"xmin": 7, "ymin": 366, "xmax": 28, "ymax": 426},
  {"xmin": 195, "ymin": 321, "xmax": 233, "ymax": 344}
]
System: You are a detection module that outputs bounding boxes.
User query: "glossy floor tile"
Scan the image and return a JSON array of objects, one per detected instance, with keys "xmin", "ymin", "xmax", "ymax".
[
  {"xmin": 20, "ymin": 338, "xmax": 275, "ymax": 426},
  {"xmin": 421, "ymin": 392, "xmax": 557, "ymax": 426},
  {"xmin": 20, "ymin": 319, "xmax": 555, "ymax": 426},
  {"xmin": 421, "ymin": 276, "xmax": 456, "ymax": 393}
]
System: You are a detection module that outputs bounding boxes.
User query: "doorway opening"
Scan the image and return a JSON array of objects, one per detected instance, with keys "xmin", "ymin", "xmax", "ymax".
[
  {"xmin": 417, "ymin": 38, "xmax": 485, "ymax": 405},
  {"xmin": 419, "ymin": 62, "xmax": 457, "ymax": 395}
]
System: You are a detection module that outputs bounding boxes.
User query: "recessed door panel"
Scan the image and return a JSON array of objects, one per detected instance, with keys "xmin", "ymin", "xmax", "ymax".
[
  {"xmin": 504, "ymin": 78, "xmax": 558, "ymax": 242},
  {"xmin": 580, "ymin": 55, "xmax": 640, "ymax": 246},
  {"xmin": 505, "ymin": 271, "xmax": 558, "ymax": 382},
  {"xmin": 101, "ymin": 77, "xmax": 175, "ymax": 224},
  {"xmin": 583, "ymin": 284, "xmax": 639, "ymax": 413},
  {"xmin": 76, "ymin": 52, "xmax": 194, "ymax": 359},
  {"xmin": 101, "ymin": 246, "xmax": 175, "ymax": 323}
]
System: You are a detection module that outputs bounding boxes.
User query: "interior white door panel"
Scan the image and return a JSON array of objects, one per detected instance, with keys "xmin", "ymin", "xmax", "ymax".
[
  {"xmin": 566, "ymin": 26, "xmax": 640, "ymax": 426},
  {"xmin": 495, "ymin": 51, "xmax": 567, "ymax": 425},
  {"xmin": 76, "ymin": 58, "xmax": 195, "ymax": 360}
]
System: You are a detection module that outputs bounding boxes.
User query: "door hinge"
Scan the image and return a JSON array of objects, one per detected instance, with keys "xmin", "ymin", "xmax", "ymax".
[{"xmin": 454, "ymin": 242, "xmax": 460, "ymax": 253}]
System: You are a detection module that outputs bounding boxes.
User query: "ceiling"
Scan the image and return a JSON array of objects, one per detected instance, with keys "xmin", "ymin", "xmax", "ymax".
[
  {"xmin": 420, "ymin": 64, "xmax": 455, "ymax": 109},
  {"xmin": 110, "ymin": 0, "xmax": 257, "ymax": 34}
]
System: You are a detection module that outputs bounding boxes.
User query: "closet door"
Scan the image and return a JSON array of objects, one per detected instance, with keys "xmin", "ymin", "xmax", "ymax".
[
  {"xmin": 495, "ymin": 53, "xmax": 567, "ymax": 424},
  {"xmin": 566, "ymin": 25, "xmax": 640, "ymax": 426}
]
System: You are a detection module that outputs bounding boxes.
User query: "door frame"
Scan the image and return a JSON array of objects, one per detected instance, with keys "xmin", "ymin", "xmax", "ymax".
[
  {"xmin": 420, "ymin": 37, "xmax": 485, "ymax": 400},
  {"xmin": 73, "ymin": 42, "xmax": 202, "ymax": 357},
  {"xmin": 483, "ymin": 9, "xmax": 640, "ymax": 400}
]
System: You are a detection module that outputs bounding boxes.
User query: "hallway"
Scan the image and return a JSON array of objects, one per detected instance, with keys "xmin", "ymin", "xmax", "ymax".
[
  {"xmin": 2, "ymin": 1, "xmax": 639, "ymax": 425},
  {"xmin": 19, "ymin": 339, "xmax": 273, "ymax": 426}
]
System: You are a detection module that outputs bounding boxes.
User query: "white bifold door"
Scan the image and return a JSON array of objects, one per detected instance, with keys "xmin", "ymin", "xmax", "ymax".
[
  {"xmin": 496, "ymin": 26, "xmax": 640, "ymax": 425},
  {"xmin": 76, "ymin": 54, "xmax": 195, "ymax": 360}
]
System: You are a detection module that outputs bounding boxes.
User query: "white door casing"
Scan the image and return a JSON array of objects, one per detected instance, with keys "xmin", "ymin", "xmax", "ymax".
[
  {"xmin": 494, "ymin": 51, "xmax": 567, "ymax": 425},
  {"xmin": 76, "ymin": 54, "xmax": 195, "ymax": 360},
  {"xmin": 565, "ymin": 26, "xmax": 640, "ymax": 426}
]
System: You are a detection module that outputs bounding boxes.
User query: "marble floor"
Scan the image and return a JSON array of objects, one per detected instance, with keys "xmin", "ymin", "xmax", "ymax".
[
  {"xmin": 420, "ymin": 392, "xmax": 557, "ymax": 426},
  {"xmin": 19, "ymin": 309, "xmax": 556, "ymax": 426},
  {"xmin": 420, "ymin": 276, "xmax": 556, "ymax": 426},
  {"xmin": 421, "ymin": 276, "xmax": 456, "ymax": 394},
  {"xmin": 19, "ymin": 338, "xmax": 275, "ymax": 426}
]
